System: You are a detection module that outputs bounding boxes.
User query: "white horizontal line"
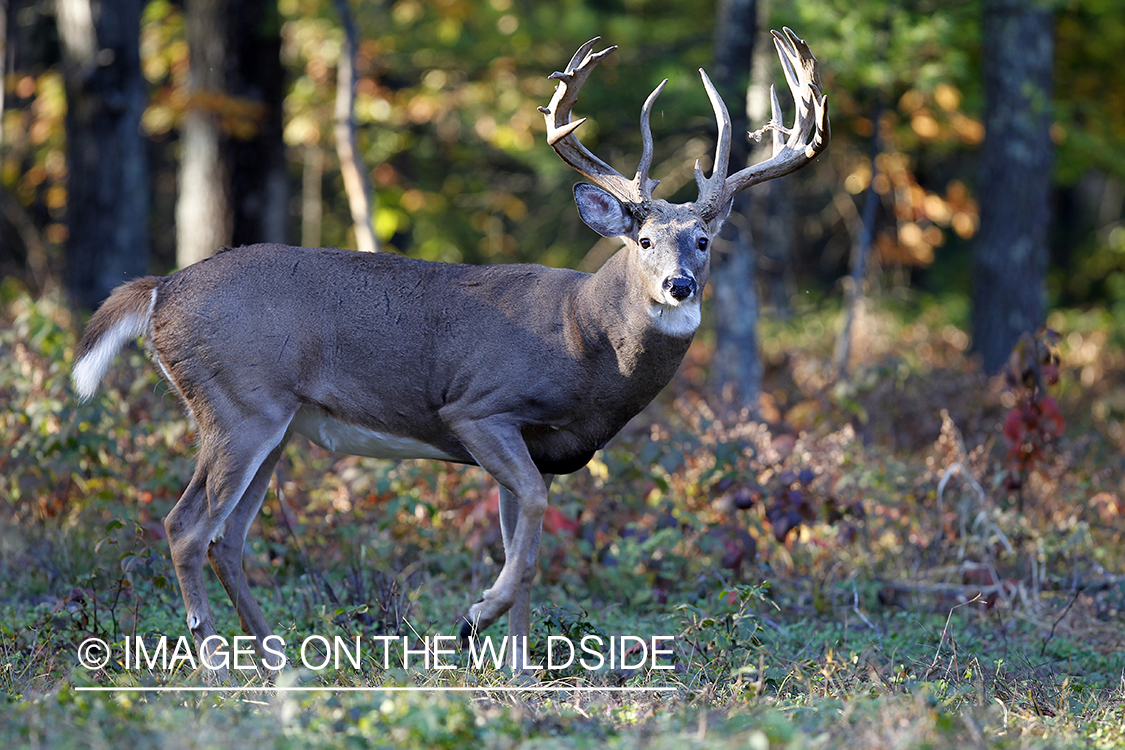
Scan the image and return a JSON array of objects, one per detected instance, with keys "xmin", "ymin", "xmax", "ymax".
[{"xmin": 74, "ymin": 685, "xmax": 677, "ymax": 693}]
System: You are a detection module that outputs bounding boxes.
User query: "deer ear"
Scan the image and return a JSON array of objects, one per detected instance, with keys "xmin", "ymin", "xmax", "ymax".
[{"xmin": 573, "ymin": 183, "xmax": 634, "ymax": 238}]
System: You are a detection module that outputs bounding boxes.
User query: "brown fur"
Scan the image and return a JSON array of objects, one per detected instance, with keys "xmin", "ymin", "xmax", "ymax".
[{"xmin": 74, "ymin": 276, "xmax": 161, "ymax": 361}]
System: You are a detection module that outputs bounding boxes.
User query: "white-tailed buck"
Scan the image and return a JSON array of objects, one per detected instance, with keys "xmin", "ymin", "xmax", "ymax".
[{"xmin": 73, "ymin": 28, "xmax": 828, "ymax": 675}]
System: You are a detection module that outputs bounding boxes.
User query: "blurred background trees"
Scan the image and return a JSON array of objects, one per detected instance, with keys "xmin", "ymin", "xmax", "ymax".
[
  {"xmin": 56, "ymin": 0, "xmax": 148, "ymax": 310},
  {"xmin": 1, "ymin": 0, "xmax": 1123, "ymax": 390},
  {"xmin": 973, "ymin": 0, "xmax": 1053, "ymax": 374}
]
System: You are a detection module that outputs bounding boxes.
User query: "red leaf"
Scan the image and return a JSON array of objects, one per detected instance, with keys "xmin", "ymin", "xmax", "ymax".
[
  {"xmin": 1003, "ymin": 408, "xmax": 1025, "ymax": 446},
  {"xmin": 543, "ymin": 506, "xmax": 578, "ymax": 536},
  {"xmin": 1039, "ymin": 395, "xmax": 1065, "ymax": 435}
]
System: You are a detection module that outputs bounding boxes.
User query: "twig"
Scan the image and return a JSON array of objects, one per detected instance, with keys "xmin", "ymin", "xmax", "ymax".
[
  {"xmin": 962, "ymin": 712, "xmax": 986, "ymax": 750},
  {"xmin": 936, "ymin": 461, "xmax": 986, "ymax": 516},
  {"xmin": 274, "ymin": 474, "xmax": 340, "ymax": 607},
  {"xmin": 924, "ymin": 593, "xmax": 980, "ymax": 679},
  {"xmin": 0, "ymin": 188, "xmax": 53, "ymax": 294},
  {"xmin": 1038, "ymin": 586, "xmax": 1084, "ymax": 658},
  {"xmin": 970, "ymin": 509, "xmax": 1014, "ymax": 554},
  {"xmin": 882, "ymin": 580, "xmax": 1010, "ymax": 597},
  {"xmin": 851, "ymin": 579, "xmax": 882, "ymax": 650}
]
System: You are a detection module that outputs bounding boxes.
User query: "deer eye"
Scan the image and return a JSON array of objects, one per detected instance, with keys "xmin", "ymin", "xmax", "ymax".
[
  {"xmin": 639, "ymin": 238, "xmax": 652, "ymax": 249},
  {"xmin": 697, "ymin": 237, "xmax": 709, "ymax": 251}
]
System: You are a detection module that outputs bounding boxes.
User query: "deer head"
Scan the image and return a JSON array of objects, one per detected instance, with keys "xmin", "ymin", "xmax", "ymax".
[{"xmin": 540, "ymin": 28, "xmax": 830, "ymax": 334}]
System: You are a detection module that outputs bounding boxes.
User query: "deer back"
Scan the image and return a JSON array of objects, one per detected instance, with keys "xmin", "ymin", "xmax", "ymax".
[{"xmin": 148, "ymin": 243, "xmax": 689, "ymax": 474}]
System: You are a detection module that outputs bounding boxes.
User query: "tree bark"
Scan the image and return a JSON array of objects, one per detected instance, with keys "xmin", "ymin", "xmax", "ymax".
[
  {"xmin": 972, "ymin": 0, "xmax": 1053, "ymax": 373},
  {"xmin": 227, "ymin": 0, "xmax": 288, "ymax": 247},
  {"xmin": 1, "ymin": 0, "xmax": 8, "ymax": 151},
  {"xmin": 746, "ymin": 0, "xmax": 794, "ymax": 319},
  {"xmin": 333, "ymin": 0, "xmax": 378, "ymax": 253},
  {"xmin": 302, "ymin": 145, "xmax": 324, "ymax": 248},
  {"xmin": 834, "ymin": 104, "xmax": 882, "ymax": 377},
  {"xmin": 57, "ymin": 0, "xmax": 149, "ymax": 310},
  {"xmin": 709, "ymin": 0, "xmax": 760, "ymax": 413},
  {"xmin": 176, "ymin": 0, "xmax": 231, "ymax": 268}
]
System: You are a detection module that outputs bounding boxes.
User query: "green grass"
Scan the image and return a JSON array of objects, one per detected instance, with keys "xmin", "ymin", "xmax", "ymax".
[{"xmin": 2, "ymin": 284, "xmax": 1124, "ymax": 748}]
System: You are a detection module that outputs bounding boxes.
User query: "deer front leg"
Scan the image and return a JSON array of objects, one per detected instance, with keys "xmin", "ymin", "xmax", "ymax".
[
  {"xmin": 449, "ymin": 417, "xmax": 548, "ymax": 642},
  {"xmin": 498, "ymin": 474, "xmax": 553, "ymax": 671}
]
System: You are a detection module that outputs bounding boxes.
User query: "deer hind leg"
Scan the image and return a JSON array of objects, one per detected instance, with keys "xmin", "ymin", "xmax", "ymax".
[
  {"xmin": 164, "ymin": 419, "xmax": 290, "ymax": 679},
  {"xmin": 205, "ymin": 437, "xmax": 289, "ymax": 673},
  {"xmin": 164, "ymin": 467, "xmax": 220, "ymax": 674}
]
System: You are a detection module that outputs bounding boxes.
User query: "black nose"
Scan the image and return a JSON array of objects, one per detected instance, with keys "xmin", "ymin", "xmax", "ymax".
[{"xmin": 664, "ymin": 276, "xmax": 696, "ymax": 301}]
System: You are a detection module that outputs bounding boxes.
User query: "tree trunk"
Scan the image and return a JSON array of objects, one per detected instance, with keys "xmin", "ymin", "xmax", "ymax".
[
  {"xmin": 302, "ymin": 145, "xmax": 324, "ymax": 248},
  {"xmin": 227, "ymin": 0, "xmax": 288, "ymax": 247},
  {"xmin": 972, "ymin": 0, "xmax": 1053, "ymax": 373},
  {"xmin": 1, "ymin": 0, "xmax": 7, "ymax": 151},
  {"xmin": 57, "ymin": 0, "xmax": 149, "ymax": 310},
  {"xmin": 709, "ymin": 0, "xmax": 760, "ymax": 413},
  {"xmin": 834, "ymin": 103, "xmax": 883, "ymax": 378},
  {"xmin": 333, "ymin": 0, "xmax": 378, "ymax": 253},
  {"xmin": 176, "ymin": 0, "xmax": 230, "ymax": 268},
  {"xmin": 746, "ymin": 0, "xmax": 795, "ymax": 319}
]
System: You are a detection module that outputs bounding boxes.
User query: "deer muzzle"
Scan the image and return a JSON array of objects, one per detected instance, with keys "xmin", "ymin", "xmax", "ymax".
[{"xmin": 664, "ymin": 275, "xmax": 697, "ymax": 302}]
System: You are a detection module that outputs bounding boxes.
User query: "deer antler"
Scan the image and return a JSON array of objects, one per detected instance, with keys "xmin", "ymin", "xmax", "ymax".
[
  {"xmin": 539, "ymin": 38, "xmax": 666, "ymax": 214},
  {"xmin": 694, "ymin": 27, "xmax": 831, "ymax": 222}
]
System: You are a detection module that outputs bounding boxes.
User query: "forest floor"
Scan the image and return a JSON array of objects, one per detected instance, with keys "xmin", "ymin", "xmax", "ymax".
[{"xmin": 1, "ymin": 283, "xmax": 1123, "ymax": 749}]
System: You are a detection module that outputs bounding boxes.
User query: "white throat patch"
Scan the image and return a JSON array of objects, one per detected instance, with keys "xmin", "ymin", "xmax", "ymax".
[{"xmin": 650, "ymin": 300, "xmax": 701, "ymax": 338}]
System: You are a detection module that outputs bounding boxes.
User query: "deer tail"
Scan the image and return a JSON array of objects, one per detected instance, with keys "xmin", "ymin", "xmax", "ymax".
[{"xmin": 72, "ymin": 277, "xmax": 162, "ymax": 401}]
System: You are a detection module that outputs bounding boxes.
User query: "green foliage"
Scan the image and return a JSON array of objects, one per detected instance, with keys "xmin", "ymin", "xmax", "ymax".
[
  {"xmin": 3, "ymin": 0, "xmax": 1125, "ymax": 741},
  {"xmin": 5, "ymin": 0, "xmax": 1125, "ymax": 315},
  {"xmin": 4, "ymin": 193, "xmax": 1125, "ymax": 750},
  {"xmin": 786, "ymin": 0, "xmax": 976, "ymax": 103},
  {"xmin": 275, "ymin": 0, "xmax": 719, "ymax": 268},
  {"xmin": 676, "ymin": 583, "xmax": 773, "ymax": 685}
]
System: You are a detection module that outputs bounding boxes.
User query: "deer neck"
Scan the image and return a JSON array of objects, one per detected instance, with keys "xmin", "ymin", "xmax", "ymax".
[{"xmin": 573, "ymin": 247, "xmax": 695, "ymax": 381}]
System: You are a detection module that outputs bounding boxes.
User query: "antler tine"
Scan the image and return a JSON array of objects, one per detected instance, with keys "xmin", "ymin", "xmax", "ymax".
[
  {"xmin": 634, "ymin": 79, "xmax": 668, "ymax": 201},
  {"xmin": 539, "ymin": 38, "xmax": 649, "ymax": 209},
  {"xmin": 776, "ymin": 25, "xmax": 830, "ymax": 154},
  {"xmin": 564, "ymin": 36, "xmax": 603, "ymax": 76},
  {"xmin": 772, "ymin": 28, "xmax": 818, "ymax": 148},
  {"xmin": 768, "ymin": 84, "xmax": 786, "ymax": 153},
  {"xmin": 693, "ymin": 68, "xmax": 735, "ymax": 223},
  {"xmin": 696, "ymin": 26, "xmax": 831, "ymax": 221}
]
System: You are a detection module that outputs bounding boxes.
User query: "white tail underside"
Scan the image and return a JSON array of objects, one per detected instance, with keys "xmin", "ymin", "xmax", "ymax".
[{"xmin": 71, "ymin": 288, "xmax": 157, "ymax": 400}]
